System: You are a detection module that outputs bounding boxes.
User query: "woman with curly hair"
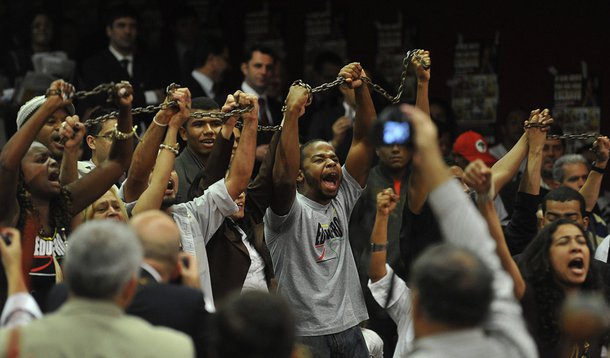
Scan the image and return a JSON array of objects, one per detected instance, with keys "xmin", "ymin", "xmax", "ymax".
[
  {"xmin": 520, "ymin": 219, "xmax": 608, "ymax": 357},
  {"xmin": 0, "ymin": 80, "xmax": 134, "ymax": 309}
]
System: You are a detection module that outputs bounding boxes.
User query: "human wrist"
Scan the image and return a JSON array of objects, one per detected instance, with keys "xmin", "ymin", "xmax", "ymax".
[{"xmin": 370, "ymin": 242, "xmax": 388, "ymax": 252}]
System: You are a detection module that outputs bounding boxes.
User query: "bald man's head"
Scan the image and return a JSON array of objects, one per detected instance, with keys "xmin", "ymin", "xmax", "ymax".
[{"xmin": 130, "ymin": 210, "xmax": 181, "ymax": 279}]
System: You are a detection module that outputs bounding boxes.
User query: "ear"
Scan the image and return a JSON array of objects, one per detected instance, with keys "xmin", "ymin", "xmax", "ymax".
[
  {"xmin": 116, "ymin": 275, "xmax": 138, "ymax": 308},
  {"xmin": 296, "ymin": 169, "xmax": 304, "ymax": 184},
  {"xmin": 86, "ymin": 135, "xmax": 96, "ymax": 151},
  {"xmin": 106, "ymin": 25, "xmax": 112, "ymax": 38},
  {"xmin": 179, "ymin": 126, "xmax": 188, "ymax": 142},
  {"xmin": 241, "ymin": 62, "xmax": 248, "ymax": 76},
  {"xmin": 583, "ymin": 215, "xmax": 590, "ymax": 230}
]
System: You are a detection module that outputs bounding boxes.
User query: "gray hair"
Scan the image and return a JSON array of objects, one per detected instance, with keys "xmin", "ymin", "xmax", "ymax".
[
  {"xmin": 64, "ymin": 221, "xmax": 143, "ymax": 300},
  {"xmin": 552, "ymin": 154, "xmax": 589, "ymax": 183}
]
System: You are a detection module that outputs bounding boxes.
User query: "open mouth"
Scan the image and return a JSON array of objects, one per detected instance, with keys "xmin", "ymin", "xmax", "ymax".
[
  {"xmin": 164, "ymin": 179, "xmax": 175, "ymax": 196},
  {"xmin": 48, "ymin": 171, "xmax": 60, "ymax": 186},
  {"xmin": 321, "ymin": 172, "xmax": 339, "ymax": 191},
  {"xmin": 200, "ymin": 138, "xmax": 215, "ymax": 148},
  {"xmin": 568, "ymin": 257, "xmax": 585, "ymax": 275}
]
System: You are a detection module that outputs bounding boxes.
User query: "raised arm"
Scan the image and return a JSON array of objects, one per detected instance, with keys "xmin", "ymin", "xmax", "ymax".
[
  {"xmin": 122, "ymin": 89, "xmax": 189, "ymax": 203},
  {"xmin": 464, "ymin": 160, "xmax": 525, "ymax": 299},
  {"xmin": 224, "ymin": 93, "xmax": 258, "ymax": 200},
  {"xmin": 343, "ymin": 63, "xmax": 377, "ymax": 187},
  {"xmin": 58, "ymin": 124, "xmax": 80, "ymax": 185},
  {"xmin": 491, "ymin": 109, "xmax": 552, "ymax": 195},
  {"xmin": 66, "ymin": 83, "xmax": 135, "ymax": 214},
  {"xmin": 579, "ymin": 136, "xmax": 609, "ymax": 212},
  {"xmin": 132, "ymin": 95, "xmax": 191, "ymax": 216},
  {"xmin": 414, "ymin": 50, "xmax": 430, "ymax": 116},
  {"xmin": 0, "ymin": 81, "xmax": 75, "ymax": 226},
  {"xmin": 368, "ymin": 188, "xmax": 399, "ymax": 282},
  {"xmin": 402, "ymin": 103, "xmax": 537, "ymax": 357},
  {"xmin": 270, "ymin": 85, "xmax": 310, "ymax": 215}
]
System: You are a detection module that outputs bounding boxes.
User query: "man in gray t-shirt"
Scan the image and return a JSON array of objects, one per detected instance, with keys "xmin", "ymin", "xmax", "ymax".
[{"xmin": 265, "ymin": 63, "xmax": 376, "ymax": 357}]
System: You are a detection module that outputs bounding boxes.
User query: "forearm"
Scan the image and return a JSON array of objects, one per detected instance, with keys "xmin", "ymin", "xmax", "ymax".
[
  {"xmin": 407, "ymin": 170, "xmax": 428, "ymax": 214},
  {"xmin": 124, "ymin": 119, "xmax": 167, "ymax": 202},
  {"xmin": 0, "ymin": 99, "xmax": 61, "ymax": 169},
  {"xmin": 107, "ymin": 105, "xmax": 134, "ymax": 171},
  {"xmin": 7, "ymin": 266, "xmax": 27, "ymax": 296},
  {"xmin": 368, "ymin": 213, "xmax": 389, "ymax": 282},
  {"xmin": 226, "ymin": 120, "xmax": 256, "ymax": 199},
  {"xmin": 491, "ymin": 134, "xmax": 527, "ymax": 195},
  {"xmin": 518, "ymin": 143, "xmax": 543, "ymax": 194},
  {"xmin": 580, "ymin": 171, "xmax": 604, "ymax": 212},
  {"xmin": 352, "ymin": 85, "xmax": 376, "ymax": 142},
  {"xmin": 132, "ymin": 128, "xmax": 178, "ymax": 215},
  {"xmin": 273, "ymin": 110, "xmax": 300, "ymax": 185},
  {"xmin": 478, "ymin": 199, "xmax": 525, "ymax": 299},
  {"xmin": 419, "ymin": 144, "xmax": 452, "ymax": 191},
  {"xmin": 59, "ymin": 148, "xmax": 79, "ymax": 185},
  {"xmin": 415, "ymin": 81, "xmax": 430, "ymax": 116}
]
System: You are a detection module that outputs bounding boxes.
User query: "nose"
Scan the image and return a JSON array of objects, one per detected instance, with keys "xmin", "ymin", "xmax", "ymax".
[
  {"xmin": 203, "ymin": 123, "xmax": 214, "ymax": 134},
  {"xmin": 391, "ymin": 144, "xmax": 401, "ymax": 153}
]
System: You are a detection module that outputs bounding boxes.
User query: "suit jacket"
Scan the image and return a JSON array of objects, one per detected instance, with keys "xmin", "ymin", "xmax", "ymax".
[
  {"xmin": 1, "ymin": 298, "xmax": 194, "ymax": 358},
  {"xmin": 195, "ymin": 130, "xmax": 280, "ymax": 304},
  {"xmin": 80, "ymin": 48, "xmax": 167, "ymax": 108},
  {"xmin": 45, "ymin": 270, "xmax": 208, "ymax": 358}
]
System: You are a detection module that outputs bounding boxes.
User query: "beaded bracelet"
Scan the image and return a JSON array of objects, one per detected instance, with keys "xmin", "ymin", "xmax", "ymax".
[
  {"xmin": 112, "ymin": 124, "xmax": 137, "ymax": 140},
  {"xmin": 159, "ymin": 143, "xmax": 180, "ymax": 155}
]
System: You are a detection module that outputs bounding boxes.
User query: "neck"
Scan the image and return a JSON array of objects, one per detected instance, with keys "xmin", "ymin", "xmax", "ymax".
[
  {"xmin": 111, "ymin": 44, "xmax": 132, "ymax": 57},
  {"xmin": 415, "ymin": 319, "xmax": 466, "ymax": 339},
  {"xmin": 143, "ymin": 259, "xmax": 170, "ymax": 283},
  {"xmin": 30, "ymin": 196, "xmax": 51, "ymax": 230},
  {"xmin": 91, "ymin": 154, "xmax": 100, "ymax": 167},
  {"xmin": 302, "ymin": 186, "xmax": 332, "ymax": 206},
  {"xmin": 542, "ymin": 176, "xmax": 558, "ymax": 189},
  {"xmin": 246, "ymin": 81, "xmax": 265, "ymax": 96},
  {"xmin": 199, "ymin": 66, "xmax": 216, "ymax": 81},
  {"xmin": 384, "ymin": 165, "xmax": 407, "ymax": 181},
  {"xmin": 32, "ymin": 43, "xmax": 51, "ymax": 53}
]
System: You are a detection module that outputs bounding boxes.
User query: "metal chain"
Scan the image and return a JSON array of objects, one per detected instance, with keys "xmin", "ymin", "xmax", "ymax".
[
  {"xmin": 81, "ymin": 49, "xmax": 430, "ymax": 131},
  {"xmin": 524, "ymin": 122, "xmax": 600, "ymax": 140}
]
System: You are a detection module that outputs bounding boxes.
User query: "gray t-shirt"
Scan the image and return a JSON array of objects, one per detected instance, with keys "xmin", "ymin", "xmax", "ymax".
[{"xmin": 264, "ymin": 166, "xmax": 368, "ymax": 336}]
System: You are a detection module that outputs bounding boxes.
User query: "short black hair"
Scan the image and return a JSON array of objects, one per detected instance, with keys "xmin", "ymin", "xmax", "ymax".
[
  {"xmin": 547, "ymin": 123, "xmax": 566, "ymax": 149},
  {"xmin": 410, "ymin": 244, "xmax": 493, "ymax": 327},
  {"xmin": 192, "ymin": 35, "xmax": 226, "ymax": 69},
  {"xmin": 191, "ymin": 97, "xmax": 219, "ymax": 111},
  {"xmin": 313, "ymin": 51, "xmax": 343, "ymax": 74},
  {"xmin": 542, "ymin": 186, "xmax": 586, "ymax": 217},
  {"xmin": 210, "ymin": 291, "xmax": 295, "ymax": 358},
  {"xmin": 105, "ymin": 4, "xmax": 138, "ymax": 28},
  {"xmin": 300, "ymin": 139, "xmax": 330, "ymax": 168},
  {"xmin": 243, "ymin": 44, "xmax": 275, "ymax": 64},
  {"xmin": 86, "ymin": 107, "xmax": 117, "ymax": 136}
]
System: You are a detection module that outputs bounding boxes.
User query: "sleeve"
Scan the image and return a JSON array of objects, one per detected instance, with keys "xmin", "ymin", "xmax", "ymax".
[
  {"xmin": 339, "ymin": 165, "xmax": 365, "ymax": 216},
  {"xmin": 427, "ymin": 180, "xmax": 538, "ymax": 358},
  {"xmin": 264, "ymin": 196, "xmax": 301, "ymax": 245},
  {"xmin": 368, "ymin": 264, "xmax": 411, "ymax": 327},
  {"xmin": 247, "ymin": 131, "xmax": 281, "ymax": 223},
  {"xmin": 504, "ymin": 192, "xmax": 540, "ymax": 255},
  {"xmin": 182, "ymin": 179, "xmax": 238, "ymax": 244},
  {"xmin": 1, "ymin": 293, "xmax": 42, "ymax": 328}
]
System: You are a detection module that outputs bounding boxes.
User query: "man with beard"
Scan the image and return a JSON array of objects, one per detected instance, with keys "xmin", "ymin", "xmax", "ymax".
[{"xmin": 265, "ymin": 63, "xmax": 375, "ymax": 357}]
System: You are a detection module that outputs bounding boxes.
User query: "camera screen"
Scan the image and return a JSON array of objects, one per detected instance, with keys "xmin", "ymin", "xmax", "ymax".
[{"xmin": 383, "ymin": 121, "xmax": 410, "ymax": 145}]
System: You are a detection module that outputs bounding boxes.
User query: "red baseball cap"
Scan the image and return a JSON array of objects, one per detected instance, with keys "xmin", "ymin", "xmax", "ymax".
[{"xmin": 452, "ymin": 131, "xmax": 497, "ymax": 167}]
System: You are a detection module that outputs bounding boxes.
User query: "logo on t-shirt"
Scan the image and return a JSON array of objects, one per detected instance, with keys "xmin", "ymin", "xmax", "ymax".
[{"xmin": 314, "ymin": 216, "xmax": 343, "ymax": 262}]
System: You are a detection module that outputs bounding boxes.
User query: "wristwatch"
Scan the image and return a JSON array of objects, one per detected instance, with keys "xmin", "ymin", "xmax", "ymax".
[{"xmin": 370, "ymin": 242, "xmax": 388, "ymax": 252}]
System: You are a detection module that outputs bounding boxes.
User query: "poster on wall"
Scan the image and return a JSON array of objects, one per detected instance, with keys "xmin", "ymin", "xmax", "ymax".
[
  {"xmin": 450, "ymin": 34, "xmax": 499, "ymax": 127},
  {"xmin": 551, "ymin": 67, "xmax": 601, "ymax": 152},
  {"xmin": 243, "ymin": 1, "xmax": 285, "ymax": 58}
]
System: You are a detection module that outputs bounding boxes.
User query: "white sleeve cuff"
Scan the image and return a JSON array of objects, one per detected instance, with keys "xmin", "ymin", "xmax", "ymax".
[{"xmin": 1, "ymin": 292, "xmax": 42, "ymax": 328}]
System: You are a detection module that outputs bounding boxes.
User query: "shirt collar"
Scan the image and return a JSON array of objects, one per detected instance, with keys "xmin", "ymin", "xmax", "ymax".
[
  {"xmin": 241, "ymin": 81, "xmax": 266, "ymax": 99},
  {"xmin": 140, "ymin": 262, "xmax": 162, "ymax": 283},
  {"xmin": 192, "ymin": 70, "xmax": 214, "ymax": 96},
  {"xmin": 108, "ymin": 45, "xmax": 133, "ymax": 62}
]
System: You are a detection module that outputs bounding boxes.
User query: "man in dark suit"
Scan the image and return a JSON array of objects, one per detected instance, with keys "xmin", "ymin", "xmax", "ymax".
[
  {"xmin": 240, "ymin": 45, "xmax": 282, "ymax": 170},
  {"xmin": 183, "ymin": 35, "xmax": 229, "ymax": 105},
  {"xmin": 80, "ymin": 5, "xmax": 167, "ymax": 111}
]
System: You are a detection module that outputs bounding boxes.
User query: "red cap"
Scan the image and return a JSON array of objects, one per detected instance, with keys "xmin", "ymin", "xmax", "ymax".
[{"xmin": 452, "ymin": 131, "xmax": 497, "ymax": 167}]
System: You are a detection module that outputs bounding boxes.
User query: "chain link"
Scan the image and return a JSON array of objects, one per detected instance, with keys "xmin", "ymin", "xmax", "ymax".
[
  {"xmin": 523, "ymin": 122, "xmax": 600, "ymax": 140},
  {"xmin": 68, "ymin": 50, "xmax": 600, "ymax": 141}
]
